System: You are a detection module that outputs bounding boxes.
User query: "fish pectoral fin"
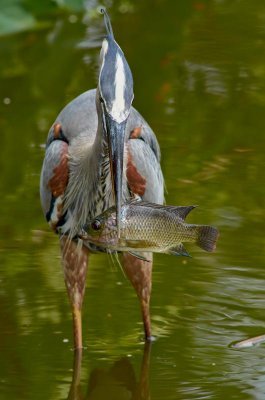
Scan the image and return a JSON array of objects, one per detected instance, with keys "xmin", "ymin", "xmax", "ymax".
[
  {"xmin": 167, "ymin": 250, "xmax": 181, "ymax": 257},
  {"xmin": 168, "ymin": 244, "xmax": 191, "ymax": 258},
  {"xmin": 128, "ymin": 251, "xmax": 151, "ymax": 262}
]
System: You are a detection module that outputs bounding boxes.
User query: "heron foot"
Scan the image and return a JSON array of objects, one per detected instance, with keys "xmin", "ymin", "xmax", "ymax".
[{"xmin": 145, "ymin": 335, "xmax": 156, "ymax": 342}]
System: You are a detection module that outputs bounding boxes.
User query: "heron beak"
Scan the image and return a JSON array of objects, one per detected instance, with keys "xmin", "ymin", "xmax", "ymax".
[{"xmin": 104, "ymin": 114, "xmax": 127, "ymax": 237}]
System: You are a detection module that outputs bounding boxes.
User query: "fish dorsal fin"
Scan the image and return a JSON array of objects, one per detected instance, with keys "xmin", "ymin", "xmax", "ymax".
[
  {"xmin": 168, "ymin": 244, "xmax": 191, "ymax": 257},
  {"xmin": 127, "ymin": 200, "xmax": 196, "ymax": 220},
  {"xmin": 164, "ymin": 205, "xmax": 196, "ymax": 220},
  {"xmin": 126, "ymin": 197, "xmax": 142, "ymax": 205}
]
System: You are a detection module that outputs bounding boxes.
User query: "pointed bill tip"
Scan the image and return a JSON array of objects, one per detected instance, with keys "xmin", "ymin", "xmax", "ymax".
[{"xmin": 100, "ymin": 7, "xmax": 114, "ymax": 39}]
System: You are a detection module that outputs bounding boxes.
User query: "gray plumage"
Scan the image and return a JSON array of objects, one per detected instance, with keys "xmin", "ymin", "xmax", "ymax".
[
  {"xmin": 39, "ymin": 9, "xmax": 164, "ymax": 348},
  {"xmin": 40, "ymin": 88, "xmax": 164, "ymax": 241}
]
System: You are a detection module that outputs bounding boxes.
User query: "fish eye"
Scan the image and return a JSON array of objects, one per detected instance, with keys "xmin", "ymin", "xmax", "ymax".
[{"xmin": 91, "ymin": 219, "xmax": 101, "ymax": 231}]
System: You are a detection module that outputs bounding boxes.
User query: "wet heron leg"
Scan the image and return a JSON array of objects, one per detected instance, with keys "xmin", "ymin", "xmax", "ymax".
[
  {"xmin": 67, "ymin": 349, "xmax": 83, "ymax": 400},
  {"xmin": 122, "ymin": 252, "xmax": 153, "ymax": 340},
  {"xmin": 60, "ymin": 237, "xmax": 89, "ymax": 349}
]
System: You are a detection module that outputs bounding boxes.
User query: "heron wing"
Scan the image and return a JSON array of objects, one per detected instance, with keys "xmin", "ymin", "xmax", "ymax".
[
  {"xmin": 126, "ymin": 119, "xmax": 164, "ymax": 204},
  {"xmin": 50, "ymin": 90, "xmax": 98, "ymax": 145},
  {"xmin": 40, "ymin": 89, "xmax": 164, "ymax": 235},
  {"xmin": 40, "ymin": 137, "xmax": 69, "ymax": 231}
]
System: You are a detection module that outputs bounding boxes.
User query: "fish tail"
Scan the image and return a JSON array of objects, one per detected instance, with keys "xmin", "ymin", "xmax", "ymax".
[{"xmin": 196, "ymin": 225, "xmax": 219, "ymax": 252}]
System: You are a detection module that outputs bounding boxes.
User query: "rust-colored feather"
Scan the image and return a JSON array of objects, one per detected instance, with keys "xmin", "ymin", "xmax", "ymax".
[
  {"xmin": 48, "ymin": 142, "xmax": 69, "ymax": 197},
  {"xmin": 53, "ymin": 122, "xmax": 62, "ymax": 139},
  {"xmin": 130, "ymin": 126, "xmax": 142, "ymax": 139},
  {"xmin": 126, "ymin": 149, "xmax": 146, "ymax": 197}
]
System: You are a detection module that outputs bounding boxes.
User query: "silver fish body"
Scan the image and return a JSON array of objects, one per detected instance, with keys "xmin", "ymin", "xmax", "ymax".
[{"xmin": 82, "ymin": 201, "xmax": 219, "ymax": 256}]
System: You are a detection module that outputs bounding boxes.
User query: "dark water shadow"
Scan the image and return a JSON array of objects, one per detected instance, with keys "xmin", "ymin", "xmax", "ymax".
[{"xmin": 68, "ymin": 343, "xmax": 151, "ymax": 400}]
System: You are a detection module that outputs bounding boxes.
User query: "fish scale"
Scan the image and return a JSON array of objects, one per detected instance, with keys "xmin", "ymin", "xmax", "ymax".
[
  {"xmin": 124, "ymin": 206, "xmax": 198, "ymax": 250},
  {"xmin": 83, "ymin": 201, "xmax": 219, "ymax": 257}
]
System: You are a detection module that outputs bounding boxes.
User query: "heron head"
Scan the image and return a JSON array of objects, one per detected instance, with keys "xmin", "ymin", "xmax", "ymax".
[{"xmin": 98, "ymin": 9, "xmax": 134, "ymax": 236}]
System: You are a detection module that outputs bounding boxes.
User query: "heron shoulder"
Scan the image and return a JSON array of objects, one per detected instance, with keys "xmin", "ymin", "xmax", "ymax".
[
  {"xmin": 46, "ymin": 89, "xmax": 160, "ymax": 159},
  {"xmin": 127, "ymin": 138, "xmax": 164, "ymax": 204},
  {"xmin": 46, "ymin": 89, "xmax": 98, "ymax": 147},
  {"xmin": 46, "ymin": 88, "xmax": 161, "ymax": 167},
  {"xmin": 127, "ymin": 108, "xmax": 161, "ymax": 163}
]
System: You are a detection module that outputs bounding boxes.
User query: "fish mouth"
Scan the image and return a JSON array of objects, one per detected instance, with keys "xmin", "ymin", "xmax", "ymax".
[
  {"xmin": 104, "ymin": 113, "xmax": 127, "ymax": 238},
  {"xmin": 82, "ymin": 224, "xmax": 119, "ymax": 249},
  {"xmin": 86, "ymin": 236, "xmax": 118, "ymax": 251}
]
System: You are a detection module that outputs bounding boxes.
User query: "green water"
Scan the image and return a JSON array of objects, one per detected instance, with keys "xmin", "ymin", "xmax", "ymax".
[{"xmin": 0, "ymin": 1, "xmax": 264, "ymax": 399}]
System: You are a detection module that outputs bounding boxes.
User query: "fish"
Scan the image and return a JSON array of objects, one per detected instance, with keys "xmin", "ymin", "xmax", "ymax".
[
  {"xmin": 232, "ymin": 334, "xmax": 265, "ymax": 349},
  {"xmin": 80, "ymin": 201, "xmax": 219, "ymax": 259}
]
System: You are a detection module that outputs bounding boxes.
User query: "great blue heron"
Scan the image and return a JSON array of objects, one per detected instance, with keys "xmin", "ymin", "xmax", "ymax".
[{"xmin": 40, "ymin": 10, "xmax": 164, "ymax": 349}]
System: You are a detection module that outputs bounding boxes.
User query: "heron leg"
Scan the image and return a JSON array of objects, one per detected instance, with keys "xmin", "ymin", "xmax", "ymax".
[
  {"xmin": 68, "ymin": 348, "xmax": 83, "ymax": 399},
  {"xmin": 122, "ymin": 252, "xmax": 153, "ymax": 340},
  {"xmin": 60, "ymin": 237, "xmax": 89, "ymax": 349}
]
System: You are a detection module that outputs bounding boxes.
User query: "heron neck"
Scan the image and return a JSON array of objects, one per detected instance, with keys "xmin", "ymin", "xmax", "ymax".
[{"xmin": 63, "ymin": 108, "xmax": 109, "ymax": 238}]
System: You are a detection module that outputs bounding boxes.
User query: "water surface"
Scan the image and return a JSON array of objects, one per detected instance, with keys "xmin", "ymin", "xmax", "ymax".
[{"xmin": 0, "ymin": 1, "xmax": 264, "ymax": 399}]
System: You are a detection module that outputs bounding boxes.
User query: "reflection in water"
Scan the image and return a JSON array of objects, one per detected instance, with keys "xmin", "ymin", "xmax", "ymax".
[
  {"xmin": 0, "ymin": 1, "xmax": 265, "ymax": 399},
  {"xmin": 68, "ymin": 344, "xmax": 151, "ymax": 400},
  {"xmin": 233, "ymin": 333, "xmax": 265, "ymax": 349}
]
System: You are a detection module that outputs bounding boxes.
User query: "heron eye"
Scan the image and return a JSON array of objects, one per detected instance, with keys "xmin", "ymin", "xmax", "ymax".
[{"xmin": 91, "ymin": 219, "xmax": 101, "ymax": 231}]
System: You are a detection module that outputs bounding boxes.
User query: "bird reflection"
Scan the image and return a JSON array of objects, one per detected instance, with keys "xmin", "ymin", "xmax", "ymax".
[{"xmin": 67, "ymin": 343, "xmax": 151, "ymax": 400}]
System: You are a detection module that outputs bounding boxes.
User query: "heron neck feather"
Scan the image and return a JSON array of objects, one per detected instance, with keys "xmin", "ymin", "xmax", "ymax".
[{"xmin": 63, "ymin": 122, "xmax": 108, "ymax": 238}]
